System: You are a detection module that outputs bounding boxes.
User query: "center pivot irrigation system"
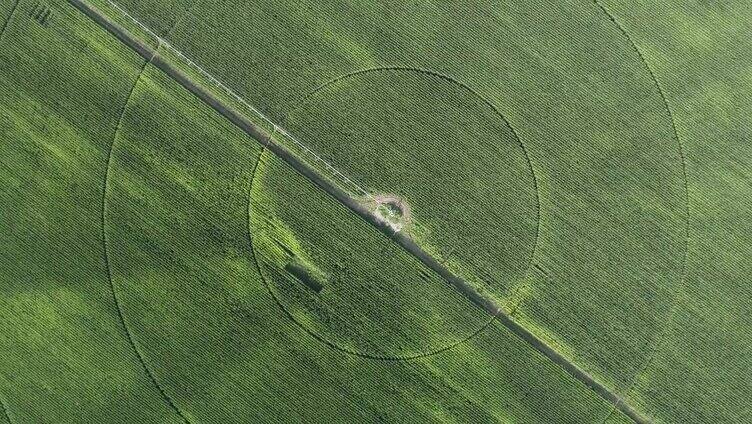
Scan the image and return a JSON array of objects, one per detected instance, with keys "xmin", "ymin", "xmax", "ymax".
[{"xmin": 69, "ymin": 1, "xmax": 652, "ymax": 422}]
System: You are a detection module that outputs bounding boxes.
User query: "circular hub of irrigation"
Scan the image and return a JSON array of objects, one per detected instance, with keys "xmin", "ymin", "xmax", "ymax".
[
  {"xmin": 368, "ymin": 194, "xmax": 411, "ymax": 232},
  {"xmin": 249, "ymin": 67, "xmax": 539, "ymax": 359}
]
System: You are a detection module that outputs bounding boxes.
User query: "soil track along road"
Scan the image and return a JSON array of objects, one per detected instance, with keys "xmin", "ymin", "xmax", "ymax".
[{"xmin": 67, "ymin": 1, "xmax": 649, "ymax": 422}]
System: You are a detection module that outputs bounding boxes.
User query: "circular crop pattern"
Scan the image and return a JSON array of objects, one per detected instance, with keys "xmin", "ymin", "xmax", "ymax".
[
  {"xmin": 86, "ymin": 4, "xmax": 697, "ymax": 422},
  {"xmin": 249, "ymin": 67, "xmax": 539, "ymax": 358},
  {"xmin": 286, "ymin": 67, "xmax": 540, "ymax": 292}
]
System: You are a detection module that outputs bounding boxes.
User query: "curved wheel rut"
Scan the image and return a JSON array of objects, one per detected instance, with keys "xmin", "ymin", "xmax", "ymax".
[
  {"xmin": 0, "ymin": 0, "xmax": 21, "ymax": 43},
  {"xmin": 102, "ymin": 49, "xmax": 191, "ymax": 424},
  {"xmin": 593, "ymin": 2, "xmax": 691, "ymax": 422},
  {"xmin": 98, "ymin": 0, "xmax": 205, "ymax": 420}
]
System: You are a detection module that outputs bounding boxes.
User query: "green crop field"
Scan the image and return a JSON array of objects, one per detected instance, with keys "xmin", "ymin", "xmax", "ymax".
[{"xmin": 1, "ymin": 0, "xmax": 750, "ymax": 423}]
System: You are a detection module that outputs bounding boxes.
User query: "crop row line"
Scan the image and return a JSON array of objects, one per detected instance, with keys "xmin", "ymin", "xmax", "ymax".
[{"xmin": 104, "ymin": 0, "xmax": 371, "ymax": 199}]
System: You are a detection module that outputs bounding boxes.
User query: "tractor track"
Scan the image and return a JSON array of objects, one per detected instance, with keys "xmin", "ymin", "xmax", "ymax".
[
  {"xmin": 0, "ymin": 0, "xmax": 21, "ymax": 43},
  {"xmin": 102, "ymin": 54, "xmax": 191, "ymax": 423},
  {"xmin": 68, "ymin": 0, "xmax": 650, "ymax": 421},
  {"xmin": 99, "ymin": 0, "xmax": 205, "ymax": 421},
  {"xmin": 592, "ymin": 2, "xmax": 691, "ymax": 422}
]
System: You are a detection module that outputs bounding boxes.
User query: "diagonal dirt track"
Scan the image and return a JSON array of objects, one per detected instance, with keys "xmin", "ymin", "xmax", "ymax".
[{"xmin": 66, "ymin": 0, "xmax": 650, "ymax": 422}]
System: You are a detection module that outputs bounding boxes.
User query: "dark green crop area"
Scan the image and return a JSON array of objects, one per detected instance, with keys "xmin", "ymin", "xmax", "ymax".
[{"xmin": 2, "ymin": 0, "xmax": 751, "ymax": 423}]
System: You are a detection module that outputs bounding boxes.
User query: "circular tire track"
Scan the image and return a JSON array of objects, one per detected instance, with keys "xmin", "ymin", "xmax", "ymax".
[
  {"xmin": 251, "ymin": 66, "xmax": 542, "ymax": 360},
  {"xmin": 592, "ymin": 2, "xmax": 691, "ymax": 422},
  {"xmin": 284, "ymin": 65, "xmax": 543, "ymax": 287},
  {"xmin": 102, "ymin": 55, "xmax": 190, "ymax": 423},
  {"xmin": 0, "ymin": 0, "xmax": 21, "ymax": 45},
  {"xmin": 99, "ymin": 2, "xmax": 208, "ymax": 420},
  {"xmin": 89, "ymin": 2, "xmax": 688, "ymax": 420}
]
